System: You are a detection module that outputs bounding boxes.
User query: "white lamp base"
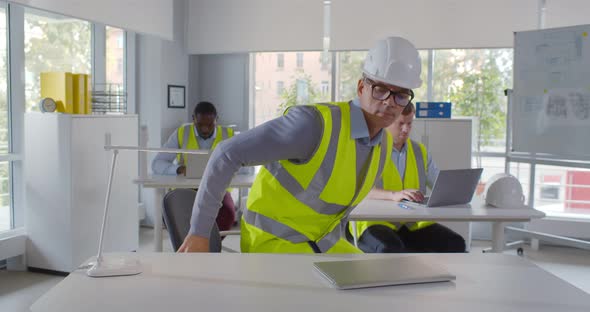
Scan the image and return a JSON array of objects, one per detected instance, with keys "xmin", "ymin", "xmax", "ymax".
[{"xmin": 86, "ymin": 256, "xmax": 142, "ymax": 278}]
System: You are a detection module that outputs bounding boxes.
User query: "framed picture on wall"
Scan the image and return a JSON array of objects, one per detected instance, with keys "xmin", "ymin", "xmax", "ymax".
[{"xmin": 167, "ymin": 85, "xmax": 185, "ymax": 109}]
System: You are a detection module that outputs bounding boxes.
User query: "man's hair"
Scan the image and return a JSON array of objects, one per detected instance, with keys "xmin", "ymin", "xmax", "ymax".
[
  {"xmin": 193, "ymin": 101, "xmax": 217, "ymax": 116},
  {"xmin": 401, "ymin": 102, "xmax": 415, "ymax": 116}
]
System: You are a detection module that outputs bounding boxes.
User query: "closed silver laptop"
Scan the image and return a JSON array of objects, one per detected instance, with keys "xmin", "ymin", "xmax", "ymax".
[
  {"xmin": 184, "ymin": 152, "xmax": 211, "ymax": 179},
  {"xmin": 314, "ymin": 256, "xmax": 455, "ymax": 290}
]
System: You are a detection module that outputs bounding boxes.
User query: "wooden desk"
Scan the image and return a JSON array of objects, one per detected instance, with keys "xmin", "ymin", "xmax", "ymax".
[
  {"xmin": 349, "ymin": 199, "xmax": 546, "ymax": 252},
  {"xmin": 134, "ymin": 174, "xmax": 255, "ymax": 251},
  {"xmin": 31, "ymin": 252, "xmax": 590, "ymax": 312}
]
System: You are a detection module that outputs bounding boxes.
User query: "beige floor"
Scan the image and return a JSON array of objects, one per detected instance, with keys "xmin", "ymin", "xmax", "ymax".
[{"xmin": 1, "ymin": 227, "xmax": 589, "ymax": 312}]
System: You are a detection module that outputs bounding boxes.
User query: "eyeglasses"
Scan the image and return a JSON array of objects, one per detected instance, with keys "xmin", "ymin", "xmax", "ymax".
[{"xmin": 364, "ymin": 78, "xmax": 414, "ymax": 107}]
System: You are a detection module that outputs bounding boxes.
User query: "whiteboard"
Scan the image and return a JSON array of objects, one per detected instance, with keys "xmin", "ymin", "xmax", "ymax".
[{"xmin": 512, "ymin": 24, "xmax": 590, "ymax": 159}]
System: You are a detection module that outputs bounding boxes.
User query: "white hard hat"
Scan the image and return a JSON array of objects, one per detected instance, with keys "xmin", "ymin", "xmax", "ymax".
[
  {"xmin": 362, "ymin": 37, "xmax": 422, "ymax": 90},
  {"xmin": 484, "ymin": 173, "xmax": 526, "ymax": 208}
]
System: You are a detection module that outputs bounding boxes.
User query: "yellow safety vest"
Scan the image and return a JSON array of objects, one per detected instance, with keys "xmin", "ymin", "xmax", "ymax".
[
  {"xmin": 352, "ymin": 137, "xmax": 434, "ymax": 237},
  {"xmin": 176, "ymin": 124, "xmax": 234, "ymax": 164},
  {"xmin": 241, "ymin": 102, "xmax": 392, "ymax": 253}
]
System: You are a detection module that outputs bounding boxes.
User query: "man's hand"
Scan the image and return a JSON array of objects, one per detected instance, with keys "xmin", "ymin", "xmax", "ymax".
[
  {"xmin": 390, "ymin": 189, "xmax": 424, "ymax": 202},
  {"xmin": 177, "ymin": 234, "xmax": 210, "ymax": 252},
  {"xmin": 176, "ymin": 165, "xmax": 186, "ymax": 175}
]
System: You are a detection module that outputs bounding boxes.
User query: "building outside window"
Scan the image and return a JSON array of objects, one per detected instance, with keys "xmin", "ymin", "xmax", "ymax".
[
  {"xmin": 105, "ymin": 26, "xmax": 125, "ymax": 87},
  {"xmin": 296, "ymin": 52, "xmax": 304, "ymax": 68},
  {"xmin": 321, "ymin": 80, "xmax": 329, "ymax": 96},
  {"xmin": 253, "ymin": 51, "xmax": 331, "ymax": 126},
  {"xmin": 24, "ymin": 8, "xmax": 91, "ymax": 112},
  {"xmin": 276, "ymin": 53, "xmax": 284, "ymax": 70},
  {"xmin": 276, "ymin": 81, "xmax": 284, "ymax": 96}
]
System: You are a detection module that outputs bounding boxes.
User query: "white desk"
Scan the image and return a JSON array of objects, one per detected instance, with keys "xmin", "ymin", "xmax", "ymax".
[
  {"xmin": 31, "ymin": 252, "xmax": 590, "ymax": 312},
  {"xmin": 134, "ymin": 174, "xmax": 255, "ymax": 251},
  {"xmin": 349, "ymin": 199, "xmax": 546, "ymax": 252}
]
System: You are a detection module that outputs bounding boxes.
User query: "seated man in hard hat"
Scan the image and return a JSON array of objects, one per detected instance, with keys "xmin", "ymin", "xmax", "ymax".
[
  {"xmin": 152, "ymin": 101, "xmax": 236, "ymax": 232},
  {"xmin": 348, "ymin": 103, "xmax": 466, "ymax": 253},
  {"xmin": 177, "ymin": 37, "xmax": 423, "ymax": 253}
]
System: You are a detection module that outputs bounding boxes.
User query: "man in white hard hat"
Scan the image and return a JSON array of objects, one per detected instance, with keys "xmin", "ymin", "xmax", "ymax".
[
  {"xmin": 349, "ymin": 102, "xmax": 466, "ymax": 253},
  {"xmin": 178, "ymin": 37, "xmax": 423, "ymax": 253}
]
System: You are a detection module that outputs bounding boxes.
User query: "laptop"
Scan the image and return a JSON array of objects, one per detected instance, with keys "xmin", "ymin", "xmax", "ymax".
[
  {"xmin": 314, "ymin": 256, "xmax": 455, "ymax": 290},
  {"xmin": 184, "ymin": 152, "xmax": 211, "ymax": 179},
  {"xmin": 405, "ymin": 168, "xmax": 483, "ymax": 207}
]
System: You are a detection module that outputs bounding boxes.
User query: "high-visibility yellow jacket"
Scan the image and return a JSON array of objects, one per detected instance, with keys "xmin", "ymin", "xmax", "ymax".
[
  {"xmin": 241, "ymin": 102, "xmax": 392, "ymax": 253},
  {"xmin": 175, "ymin": 124, "xmax": 234, "ymax": 164},
  {"xmin": 351, "ymin": 136, "xmax": 434, "ymax": 238}
]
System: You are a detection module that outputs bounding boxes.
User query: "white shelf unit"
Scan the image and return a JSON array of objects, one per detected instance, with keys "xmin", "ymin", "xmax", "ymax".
[
  {"xmin": 411, "ymin": 118, "xmax": 475, "ymax": 248},
  {"xmin": 25, "ymin": 113, "xmax": 139, "ymax": 272}
]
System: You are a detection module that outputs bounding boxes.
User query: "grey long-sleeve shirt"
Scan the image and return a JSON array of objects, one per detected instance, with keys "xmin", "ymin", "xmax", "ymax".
[{"xmin": 190, "ymin": 99, "xmax": 384, "ymax": 238}]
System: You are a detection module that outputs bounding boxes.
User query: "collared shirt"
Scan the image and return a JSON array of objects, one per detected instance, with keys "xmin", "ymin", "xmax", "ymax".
[
  {"xmin": 392, "ymin": 142, "xmax": 440, "ymax": 189},
  {"xmin": 151, "ymin": 125, "xmax": 217, "ymax": 175},
  {"xmin": 350, "ymin": 98, "xmax": 383, "ymax": 146},
  {"xmin": 189, "ymin": 100, "xmax": 385, "ymax": 238}
]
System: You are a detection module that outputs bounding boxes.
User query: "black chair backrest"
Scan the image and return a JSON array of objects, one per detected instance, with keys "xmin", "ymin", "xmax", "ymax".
[{"xmin": 162, "ymin": 188, "xmax": 222, "ymax": 252}]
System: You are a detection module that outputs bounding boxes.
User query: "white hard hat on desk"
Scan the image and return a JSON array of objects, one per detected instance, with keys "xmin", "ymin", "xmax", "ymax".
[
  {"xmin": 362, "ymin": 36, "xmax": 422, "ymax": 89},
  {"xmin": 485, "ymin": 173, "xmax": 527, "ymax": 208}
]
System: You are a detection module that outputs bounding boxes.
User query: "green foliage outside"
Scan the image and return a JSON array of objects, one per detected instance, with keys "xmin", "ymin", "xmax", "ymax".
[
  {"xmin": 277, "ymin": 73, "xmax": 328, "ymax": 115},
  {"xmin": 24, "ymin": 12, "xmax": 91, "ymax": 112},
  {"xmin": 432, "ymin": 49, "xmax": 513, "ymax": 159}
]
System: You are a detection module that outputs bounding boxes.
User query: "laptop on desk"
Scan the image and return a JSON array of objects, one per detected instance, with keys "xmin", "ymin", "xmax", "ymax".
[
  {"xmin": 184, "ymin": 152, "xmax": 211, "ymax": 179},
  {"xmin": 314, "ymin": 256, "xmax": 455, "ymax": 290},
  {"xmin": 404, "ymin": 168, "xmax": 483, "ymax": 207}
]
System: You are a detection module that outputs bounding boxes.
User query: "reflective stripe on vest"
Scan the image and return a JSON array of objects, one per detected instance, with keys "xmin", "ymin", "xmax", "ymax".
[
  {"xmin": 176, "ymin": 124, "xmax": 233, "ymax": 164},
  {"xmin": 243, "ymin": 102, "xmax": 391, "ymax": 253}
]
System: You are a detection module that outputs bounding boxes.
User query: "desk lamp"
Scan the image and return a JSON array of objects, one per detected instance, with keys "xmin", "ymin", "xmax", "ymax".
[{"xmin": 86, "ymin": 134, "xmax": 209, "ymax": 277}]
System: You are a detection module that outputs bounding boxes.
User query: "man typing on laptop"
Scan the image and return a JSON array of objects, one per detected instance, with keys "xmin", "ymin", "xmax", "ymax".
[
  {"xmin": 348, "ymin": 103, "xmax": 466, "ymax": 253},
  {"xmin": 152, "ymin": 101, "xmax": 236, "ymax": 232}
]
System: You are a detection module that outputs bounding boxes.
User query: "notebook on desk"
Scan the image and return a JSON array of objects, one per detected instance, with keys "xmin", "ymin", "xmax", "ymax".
[
  {"xmin": 404, "ymin": 168, "xmax": 483, "ymax": 207},
  {"xmin": 314, "ymin": 256, "xmax": 455, "ymax": 290},
  {"xmin": 184, "ymin": 152, "xmax": 211, "ymax": 179}
]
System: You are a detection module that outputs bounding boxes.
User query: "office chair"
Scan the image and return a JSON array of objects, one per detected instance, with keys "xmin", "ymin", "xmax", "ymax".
[{"xmin": 162, "ymin": 188, "xmax": 239, "ymax": 252}]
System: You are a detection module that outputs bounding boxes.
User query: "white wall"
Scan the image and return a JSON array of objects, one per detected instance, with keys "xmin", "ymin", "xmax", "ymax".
[
  {"xmin": 9, "ymin": 0, "xmax": 173, "ymax": 40},
  {"xmin": 137, "ymin": 0, "xmax": 190, "ymax": 225},
  {"xmin": 193, "ymin": 54, "xmax": 250, "ymax": 131}
]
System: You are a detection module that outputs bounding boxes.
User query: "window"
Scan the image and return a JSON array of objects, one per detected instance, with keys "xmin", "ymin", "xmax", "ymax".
[
  {"xmin": 320, "ymin": 52, "xmax": 329, "ymax": 71},
  {"xmin": 296, "ymin": 79, "xmax": 308, "ymax": 104},
  {"xmin": 276, "ymin": 81, "xmax": 284, "ymax": 96},
  {"xmin": 432, "ymin": 49, "xmax": 513, "ymax": 153},
  {"xmin": 321, "ymin": 80, "xmax": 329, "ymax": 96},
  {"xmin": 276, "ymin": 53, "xmax": 284, "ymax": 69},
  {"xmin": 296, "ymin": 52, "xmax": 304, "ymax": 68},
  {"xmin": 0, "ymin": 6, "xmax": 8, "ymax": 232},
  {"xmin": 24, "ymin": 8, "xmax": 91, "ymax": 112},
  {"xmin": 105, "ymin": 26, "xmax": 125, "ymax": 87},
  {"xmin": 253, "ymin": 51, "xmax": 331, "ymax": 126},
  {"xmin": 530, "ymin": 165, "xmax": 590, "ymax": 217}
]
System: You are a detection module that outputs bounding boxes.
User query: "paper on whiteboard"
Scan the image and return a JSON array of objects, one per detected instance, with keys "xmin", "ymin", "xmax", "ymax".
[{"xmin": 536, "ymin": 88, "xmax": 590, "ymax": 133}]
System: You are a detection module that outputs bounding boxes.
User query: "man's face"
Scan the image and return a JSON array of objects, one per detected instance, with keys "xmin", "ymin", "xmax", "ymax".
[
  {"xmin": 193, "ymin": 113, "xmax": 216, "ymax": 138},
  {"xmin": 357, "ymin": 78, "xmax": 411, "ymax": 129},
  {"xmin": 387, "ymin": 112, "xmax": 414, "ymax": 144}
]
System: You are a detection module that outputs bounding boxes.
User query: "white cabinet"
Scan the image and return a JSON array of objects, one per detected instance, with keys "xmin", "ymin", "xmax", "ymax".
[
  {"xmin": 25, "ymin": 113, "xmax": 139, "ymax": 272},
  {"xmin": 410, "ymin": 118, "xmax": 476, "ymax": 248}
]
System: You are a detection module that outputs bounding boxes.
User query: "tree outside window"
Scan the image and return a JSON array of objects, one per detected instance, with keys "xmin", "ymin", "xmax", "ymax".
[{"xmin": 24, "ymin": 8, "xmax": 91, "ymax": 112}]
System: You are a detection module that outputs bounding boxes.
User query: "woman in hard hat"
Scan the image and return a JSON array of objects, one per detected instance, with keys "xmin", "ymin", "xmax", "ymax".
[
  {"xmin": 348, "ymin": 103, "xmax": 466, "ymax": 253},
  {"xmin": 178, "ymin": 37, "xmax": 423, "ymax": 253}
]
